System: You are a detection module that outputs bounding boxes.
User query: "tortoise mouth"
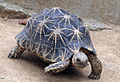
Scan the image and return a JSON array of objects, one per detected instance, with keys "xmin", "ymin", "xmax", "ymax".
[
  {"xmin": 73, "ymin": 61, "xmax": 89, "ymax": 68},
  {"xmin": 79, "ymin": 62, "xmax": 89, "ymax": 68}
]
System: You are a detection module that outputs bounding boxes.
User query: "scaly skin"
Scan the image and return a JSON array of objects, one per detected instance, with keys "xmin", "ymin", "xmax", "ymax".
[
  {"xmin": 81, "ymin": 48, "xmax": 102, "ymax": 80},
  {"xmin": 87, "ymin": 54, "xmax": 102, "ymax": 79},
  {"xmin": 8, "ymin": 46, "xmax": 25, "ymax": 58},
  {"xmin": 45, "ymin": 60, "xmax": 70, "ymax": 74}
]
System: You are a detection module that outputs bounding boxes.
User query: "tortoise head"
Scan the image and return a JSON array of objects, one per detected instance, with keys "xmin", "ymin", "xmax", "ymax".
[{"xmin": 72, "ymin": 51, "xmax": 89, "ymax": 68}]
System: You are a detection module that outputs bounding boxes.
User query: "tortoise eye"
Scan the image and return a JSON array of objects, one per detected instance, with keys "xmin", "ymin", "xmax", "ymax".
[{"xmin": 76, "ymin": 58, "xmax": 80, "ymax": 62}]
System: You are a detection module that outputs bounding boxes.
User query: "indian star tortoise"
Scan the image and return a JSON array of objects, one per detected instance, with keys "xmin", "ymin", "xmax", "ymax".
[{"xmin": 8, "ymin": 7, "xmax": 102, "ymax": 80}]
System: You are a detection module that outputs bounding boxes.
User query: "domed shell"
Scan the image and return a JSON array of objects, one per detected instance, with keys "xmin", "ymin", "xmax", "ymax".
[{"xmin": 16, "ymin": 7, "xmax": 96, "ymax": 62}]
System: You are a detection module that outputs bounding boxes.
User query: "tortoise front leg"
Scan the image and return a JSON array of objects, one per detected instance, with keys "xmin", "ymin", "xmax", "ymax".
[
  {"xmin": 8, "ymin": 46, "xmax": 25, "ymax": 58},
  {"xmin": 87, "ymin": 53, "xmax": 102, "ymax": 80},
  {"xmin": 45, "ymin": 60, "xmax": 70, "ymax": 74}
]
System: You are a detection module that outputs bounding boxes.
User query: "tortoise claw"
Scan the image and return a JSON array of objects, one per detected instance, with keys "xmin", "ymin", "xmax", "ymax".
[
  {"xmin": 8, "ymin": 48, "xmax": 20, "ymax": 59},
  {"xmin": 8, "ymin": 52, "xmax": 20, "ymax": 59},
  {"xmin": 8, "ymin": 46, "xmax": 24, "ymax": 59},
  {"xmin": 45, "ymin": 67, "xmax": 56, "ymax": 74},
  {"xmin": 88, "ymin": 73, "xmax": 100, "ymax": 80}
]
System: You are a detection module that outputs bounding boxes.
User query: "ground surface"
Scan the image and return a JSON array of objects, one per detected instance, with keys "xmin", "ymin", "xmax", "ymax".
[{"xmin": 0, "ymin": 18, "xmax": 120, "ymax": 82}]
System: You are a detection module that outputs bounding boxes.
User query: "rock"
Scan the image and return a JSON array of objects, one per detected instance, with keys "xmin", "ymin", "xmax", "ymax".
[
  {"xmin": 0, "ymin": 2, "xmax": 33, "ymax": 19},
  {"xmin": 83, "ymin": 18, "xmax": 113, "ymax": 31}
]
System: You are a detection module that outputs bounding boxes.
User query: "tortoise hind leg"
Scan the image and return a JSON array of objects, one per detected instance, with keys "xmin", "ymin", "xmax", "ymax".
[
  {"xmin": 45, "ymin": 60, "xmax": 70, "ymax": 74},
  {"xmin": 87, "ymin": 53, "xmax": 102, "ymax": 79},
  {"xmin": 8, "ymin": 46, "xmax": 25, "ymax": 58}
]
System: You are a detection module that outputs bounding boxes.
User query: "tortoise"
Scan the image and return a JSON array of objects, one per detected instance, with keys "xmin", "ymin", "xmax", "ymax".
[{"xmin": 8, "ymin": 7, "xmax": 102, "ymax": 79}]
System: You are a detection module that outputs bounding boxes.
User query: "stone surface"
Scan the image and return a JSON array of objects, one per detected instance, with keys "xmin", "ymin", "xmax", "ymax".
[
  {"xmin": 83, "ymin": 18, "xmax": 113, "ymax": 30},
  {"xmin": 0, "ymin": 1, "xmax": 33, "ymax": 19}
]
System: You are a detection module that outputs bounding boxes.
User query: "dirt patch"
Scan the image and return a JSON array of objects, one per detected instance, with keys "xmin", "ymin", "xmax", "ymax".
[{"xmin": 0, "ymin": 18, "xmax": 120, "ymax": 82}]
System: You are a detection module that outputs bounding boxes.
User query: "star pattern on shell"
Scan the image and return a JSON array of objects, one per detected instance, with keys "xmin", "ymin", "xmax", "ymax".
[
  {"xmin": 32, "ymin": 15, "xmax": 55, "ymax": 40},
  {"xmin": 20, "ymin": 7, "xmax": 92, "ymax": 62},
  {"xmin": 47, "ymin": 25, "xmax": 67, "ymax": 47},
  {"xmin": 67, "ymin": 26, "xmax": 83, "ymax": 42}
]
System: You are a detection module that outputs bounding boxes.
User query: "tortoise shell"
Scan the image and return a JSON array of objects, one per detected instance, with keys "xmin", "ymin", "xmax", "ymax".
[{"xmin": 16, "ymin": 7, "xmax": 96, "ymax": 62}]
